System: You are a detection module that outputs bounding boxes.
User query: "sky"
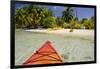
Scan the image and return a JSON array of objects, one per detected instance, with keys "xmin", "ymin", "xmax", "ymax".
[{"xmin": 15, "ymin": 3, "xmax": 95, "ymax": 21}]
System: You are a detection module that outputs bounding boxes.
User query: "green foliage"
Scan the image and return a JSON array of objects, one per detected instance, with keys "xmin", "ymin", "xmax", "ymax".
[
  {"xmin": 62, "ymin": 23, "xmax": 68, "ymax": 28},
  {"xmin": 14, "ymin": 4, "xmax": 94, "ymax": 30},
  {"xmin": 15, "ymin": 8, "xmax": 27, "ymax": 28},
  {"xmin": 43, "ymin": 17, "xmax": 56, "ymax": 28},
  {"xmin": 14, "ymin": 4, "xmax": 53, "ymax": 29},
  {"xmin": 56, "ymin": 17, "xmax": 65, "ymax": 28},
  {"xmin": 81, "ymin": 18, "xmax": 88, "ymax": 24},
  {"xmin": 69, "ymin": 18, "xmax": 81, "ymax": 29},
  {"xmin": 81, "ymin": 17, "xmax": 94, "ymax": 29},
  {"xmin": 75, "ymin": 23, "xmax": 81, "ymax": 29},
  {"xmin": 69, "ymin": 29, "xmax": 74, "ymax": 32},
  {"xmin": 62, "ymin": 7, "xmax": 74, "ymax": 23}
]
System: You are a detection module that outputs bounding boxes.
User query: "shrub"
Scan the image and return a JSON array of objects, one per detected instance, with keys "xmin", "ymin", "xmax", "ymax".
[
  {"xmin": 69, "ymin": 29, "xmax": 74, "ymax": 32},
  {"xmin": 43, "ymin": 17, "xmax": 56, "ymax": 28}
]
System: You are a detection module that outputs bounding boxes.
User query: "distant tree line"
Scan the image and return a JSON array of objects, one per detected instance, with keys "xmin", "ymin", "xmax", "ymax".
[{"xmin": 14, "ymin": 4, "xmax": 95, "ymax": 29}]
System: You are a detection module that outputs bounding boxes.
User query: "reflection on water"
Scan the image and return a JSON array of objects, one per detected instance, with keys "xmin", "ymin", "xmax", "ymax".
[{"xmin": 15, "ymin": 30, "xmax": 94, "ymax": 65}]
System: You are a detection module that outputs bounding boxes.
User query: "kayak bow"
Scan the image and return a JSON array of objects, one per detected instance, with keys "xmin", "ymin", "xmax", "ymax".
[{"xmin": 23, "ymin": 41, "xmax": 63, "ymax": 65}]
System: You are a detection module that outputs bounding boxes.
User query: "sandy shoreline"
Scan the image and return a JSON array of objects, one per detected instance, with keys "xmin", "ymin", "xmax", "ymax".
[{"xmin": 21, "ymin": 29, "xmax": 94, "ymax": 36}]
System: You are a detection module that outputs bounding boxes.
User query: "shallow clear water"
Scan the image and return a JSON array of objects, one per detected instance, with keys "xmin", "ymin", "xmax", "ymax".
[{"xmin": 15, "ymin": 30, "xmax": 94, "ymax": 65}]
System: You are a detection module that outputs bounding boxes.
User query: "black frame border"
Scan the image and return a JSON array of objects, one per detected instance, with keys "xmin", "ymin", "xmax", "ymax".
[{"xmin": 10, "ymin": 1, "xmax": 97, "ymax": 69}]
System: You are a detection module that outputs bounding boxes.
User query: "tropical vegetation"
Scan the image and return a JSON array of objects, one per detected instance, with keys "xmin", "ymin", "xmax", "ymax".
[{"xmin": 14, "ymin": 4, "xmax": 95, "ymax": 30}]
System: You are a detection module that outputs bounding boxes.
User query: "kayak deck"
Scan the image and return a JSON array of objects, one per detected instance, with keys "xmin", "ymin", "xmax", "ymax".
[{"xmin": 23, "ymin": 41, "xmax": 63, "ymax": 65}]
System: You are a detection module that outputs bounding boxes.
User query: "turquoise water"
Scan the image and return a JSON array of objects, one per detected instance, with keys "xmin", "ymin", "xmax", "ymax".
[{"xmin": 15, "ymin": 30, "xmax": 94, "ymax": 65}]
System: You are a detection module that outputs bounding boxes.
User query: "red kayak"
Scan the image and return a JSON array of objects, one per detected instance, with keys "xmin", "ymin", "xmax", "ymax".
[{"xmin": 23, "ymin": 41, "xmax": 63, "ymax": 65}]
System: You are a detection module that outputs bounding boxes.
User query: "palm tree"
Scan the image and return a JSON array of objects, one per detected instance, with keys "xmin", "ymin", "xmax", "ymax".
[{"xmin": 62, "ymin": 7, "xmax": 74, "ymax": 23}]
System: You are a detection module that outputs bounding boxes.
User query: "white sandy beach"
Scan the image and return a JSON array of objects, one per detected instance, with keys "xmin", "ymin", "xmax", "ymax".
[{"xmin": 24, "ymin": 29, "xmax": 94, "ymax": 36}]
